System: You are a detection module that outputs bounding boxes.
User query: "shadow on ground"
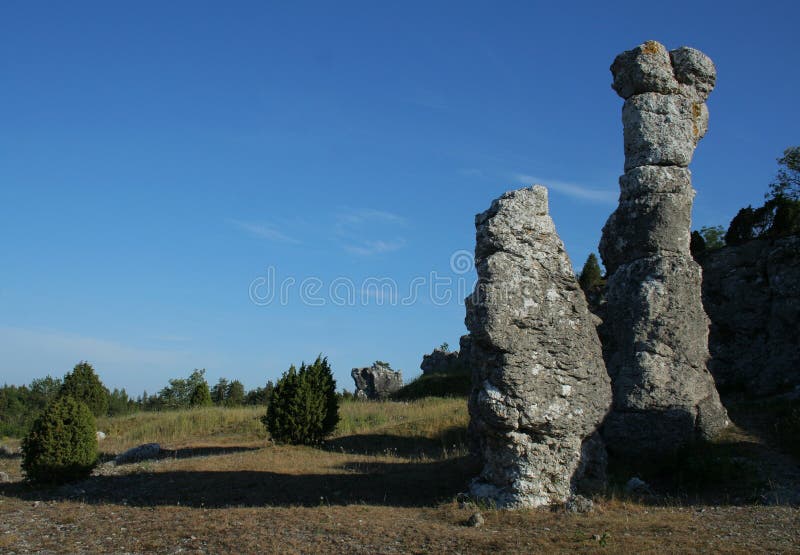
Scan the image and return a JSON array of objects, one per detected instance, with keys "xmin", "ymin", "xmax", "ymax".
[
  {"xmin": 0, "ymin": 455, "xmax": 480, "ymax": 508},
  {"xmin": 322, "ymin": 429, "xmax": 467, "ymax": 459}
]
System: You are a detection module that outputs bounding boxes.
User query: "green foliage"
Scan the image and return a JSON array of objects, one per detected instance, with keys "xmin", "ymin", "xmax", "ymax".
[
  {"xmin": 1, "ymin": 376, "xmax": 63, "ymax": 437},
  {"xmin": 726, "ymin": 148, "xmax": 800, "ymax": 245},
  {"xmin": 189, "ymin": 380, "xmax": 212, "ymax": 407},
  {"xmin": 392, "ymin": 369, "xmax": 471, "ymax": 401},
  {"xmin": 224, "ymin": 380, "xmax": 246, "ymax": 406},
  {"xmin": 691, "ymin": 226, "xmax": 726, "ymax": 259},
  {"xmin": 59, "ymin": 362, "xmax": 109, "ymax": 417},
  {"xmin": 578, "ymin": 253, "xmax": 603, "ymax": 293},
  {"xmin": 439, "ymin": 342, "xmax": 450, "ymax": 352},
  {"xmin": 768, "ymin": 146, "xmax": 800, "ymax": 202},
  {"xmin": 108, "ymin": 388, "xmax": 137, "ymax": 416},
  {"xmin": 245, "ymin": 381, "xmax": 274, "ymax": 406},
  {"xmin": 21, "ymin": 396, "xmax": 98, "ymax": 484},
  {"xmin": 157, "ymin": 369, "xmax": 210, "ymax": 410},
  {"xmin": 211, "ymin": 378, "xmax": 228, "ymax": 405},
  {"xmin": 700, "ymin": 225, "xmax": 726, "ymax": 250},
  {"xmin": 726, "ymin": 199, "xmax": 800, "ymax": 245},
  {"xmin": 263, "ymin": 356, "xmax": 339, "ymax": 445}
]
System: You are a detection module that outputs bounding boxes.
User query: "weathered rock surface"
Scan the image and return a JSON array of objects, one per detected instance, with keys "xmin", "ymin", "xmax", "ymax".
[
  {"xmin": 114, "ymin": 443, "xmax": 161, "ymax": 465},
  {"xmin": 351, "ymin": 362, "xmax": 403, "ymax": 399},
  {"xmin": 420, "ymin": 348, "xmax": 465, "ymax": 375},
  {"xmin": 465, "ymin": 185, "xmax": 612, "ymax": 509},
  {"xmin": 600, "ymin": 40, "xmax": 728, "ymax": 458},
  {"xmin": 701, "ymin": 235, "xmax": 800, "ymax": 395}
]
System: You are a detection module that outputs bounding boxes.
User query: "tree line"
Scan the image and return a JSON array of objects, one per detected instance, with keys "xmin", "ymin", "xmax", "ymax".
[{"xmin": 0, "ymin": 363, "xmax": 274, "ymax": 438}]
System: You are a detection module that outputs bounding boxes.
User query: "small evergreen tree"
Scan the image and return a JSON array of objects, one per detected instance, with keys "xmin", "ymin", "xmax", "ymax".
[
  {"xmin": 22, "ymin": 396, "xmax": 97, "ymax": 483},
  {"xmin": 263, "ymin": 365, "xmax": 302, "ymax": 443},
  {"xmin": 59, "ymin": 361, "xmax": 110, "ymax": 417},
  {"xmin": 189, "ymin": 381, "xmax": 212, "ymax": 407},
  {"xmin": 263, "ymin": 356, "xmax": 339, "ymax": 445},
  {"xmin": 245, "ymin": 381, "xmax": 274, "ymax": 406},
  {"xmin": 225, "ymin": 380, "xmax": 246, "ymax": 406},
  {"xmin": 211, "ymin": 378, "xmax": 228, "ymax": 406},
  {"xmin": 578, "ymin": 253, "xmax": 603, "ymax": 294}
]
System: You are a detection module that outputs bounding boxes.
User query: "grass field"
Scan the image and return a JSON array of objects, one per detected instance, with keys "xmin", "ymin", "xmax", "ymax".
[{"xmin": 1, "ymin": 397, "xmax": 798, "ymax": 553}]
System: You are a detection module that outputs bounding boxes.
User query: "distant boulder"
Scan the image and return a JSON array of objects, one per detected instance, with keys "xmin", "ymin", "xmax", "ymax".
[
  {"xmin": 420, "ymin": 349, "xmax": 462, "ymax": 375},
  {"xmin": 351, "ymin": 362, "xmax": 403, "ymax": 400}
]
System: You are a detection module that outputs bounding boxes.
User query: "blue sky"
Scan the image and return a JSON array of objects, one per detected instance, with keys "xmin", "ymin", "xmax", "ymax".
[{"xmin": 1, "ymin": 1, "xmax": 798, "ymax": 394}]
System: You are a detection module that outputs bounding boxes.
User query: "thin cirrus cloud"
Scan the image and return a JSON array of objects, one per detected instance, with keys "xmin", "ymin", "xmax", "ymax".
[
  {"xmin": 514, "ymin": 174, "xmax": 617, "ymax": 204},
  {"xmin": 335, "ymin": 208, "xmax": 407, "ymax": 256},
  {"xmin": 344, "ymin": 239, "xmax": 407, "ymax": 256},
  {"xmin": 228, "ymin": 219, "xmax": 302, "ymax": 244}
]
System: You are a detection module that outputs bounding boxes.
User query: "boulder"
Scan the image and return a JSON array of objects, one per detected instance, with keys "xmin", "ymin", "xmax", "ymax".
[
  {"xmin": 351, "ymin": 362, "xmax": 403, "ymax": 399},
  {"xmin": 600, "ymin": 41, "xmax": 728, "ymax": 458},
  {"xmin": 465, "ymin": 186, "xmax": 612, "ymax": 508},
  {"xmin": 420, "ymin": 349, "xmax": 463, "ymax": 375}
]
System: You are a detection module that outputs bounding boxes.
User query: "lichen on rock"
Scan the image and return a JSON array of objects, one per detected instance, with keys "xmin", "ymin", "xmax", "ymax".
[
  {"xmin": 600, "ymin": 40, "xmax": 728, "ymax": 458},
  {"xmin": 465, "ymin": 185, "xmax": 612, "ymax": 508}
]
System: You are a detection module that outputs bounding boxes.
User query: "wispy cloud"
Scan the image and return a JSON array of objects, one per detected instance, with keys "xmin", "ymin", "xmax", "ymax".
[
  {"xmin": 228, "ymin": 219, "xmax": 301, "ymax": 244},
  {"xmin": 344, "ymin": 239, "xmax": 407, "ymax": 256},
  {"xmin": 335, "ymin": 208, "xmax": 407, "ymax": 256},
  {"xmin": 335, "ymin": 209, "xmax": 405, "ymax": 228},
  {"xmin": 513, "ymin": 174, "xmax": 617, "ymax": 204}
]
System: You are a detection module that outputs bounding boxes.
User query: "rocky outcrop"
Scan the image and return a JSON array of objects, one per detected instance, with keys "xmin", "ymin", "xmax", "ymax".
[
  {"xmin": 421, "ymin": 349, "xmax": 465, "ymax": 375},
  {"xmin": 599, "ymin": 41, "xmax": 728, "ymax": 458},
  {"xmin": 351, "ymin": 362, "xmax": 403, "ymax": 400},
  {"xmin": 465, "ymin": 186, "xmax": 612, "ymax": 508},
  {"xmin": 702, "ymin": 235, "xmax": 800, "ymax": 396}
]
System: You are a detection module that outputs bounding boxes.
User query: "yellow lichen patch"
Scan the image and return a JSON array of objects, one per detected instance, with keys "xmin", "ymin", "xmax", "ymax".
[
  {"xmin": 642, "ymin": 40, "xmax": 663, "ymax": 55},
  {"xmin": 692, "ymin": 102, "xmax": 703, "ymax": 137}
]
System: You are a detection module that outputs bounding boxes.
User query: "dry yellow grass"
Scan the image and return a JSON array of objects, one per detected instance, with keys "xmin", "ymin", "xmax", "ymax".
[{"xmin": 1, "ymin": 397, "xmax": 798, "ymax": 553}]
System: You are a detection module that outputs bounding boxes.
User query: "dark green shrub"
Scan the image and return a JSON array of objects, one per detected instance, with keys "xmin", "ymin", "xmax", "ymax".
[
  {"xmin": 263, "ymin": 356, "xmax": 339, "ymax": 445},
  {"xmin": 60, "ymin": 361, "xmax": 109, "ymax": 417},
  {"xmin": 22, "ymin": 396, "xmax": 98, "ymax": 484},
  {"xmin": 189, "ymin": 380, "xmax": 212, "ymax": 407}
]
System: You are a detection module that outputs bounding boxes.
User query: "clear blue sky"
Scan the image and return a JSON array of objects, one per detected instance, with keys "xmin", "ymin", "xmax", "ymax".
[{"xmin": 1, "ymin": 1, "xmax": 797, "ymax": 395}]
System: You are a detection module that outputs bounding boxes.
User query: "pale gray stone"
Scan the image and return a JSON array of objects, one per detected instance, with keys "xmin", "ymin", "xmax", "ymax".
[
  {"xmin": 622, "ymin": 93, "xmax": 708, "ymax": 170},
  {"xmin": 611, "ymin": 40, "xmax": 680, "ymax": 99},
  {"xmin": 600, "ymin": 42, "xmax": 727, "ymax": 458},
  {"xmin": 351, "ymin": 362, "xmax": 403, "ymax": 400},
  {"xmin": 601, "ymin": 167, "xmax": 695, "ymax": 274},
  {"xmin": 465, "ymin": 186, "xmax": 612, "ymax": 509},
  {"xmin": 466, "ymin": 512, "xmax": 485, "ymax": 527},
  {"xmin": 670, "ymin": 46, "xmax": 716, "ymax": 102},
  {"xmin": 564, "ymin": 494, "xmax": 594, "ymax": 514},
  {"xmin": 611, "ymin": 40, "xmax": 716, "ymax": 102}
]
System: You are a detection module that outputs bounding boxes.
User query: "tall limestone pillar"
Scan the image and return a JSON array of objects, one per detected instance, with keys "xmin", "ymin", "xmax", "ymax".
[{"xmin": 599, "ymin": 41, "xmax": 728, "ymax": 458}]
